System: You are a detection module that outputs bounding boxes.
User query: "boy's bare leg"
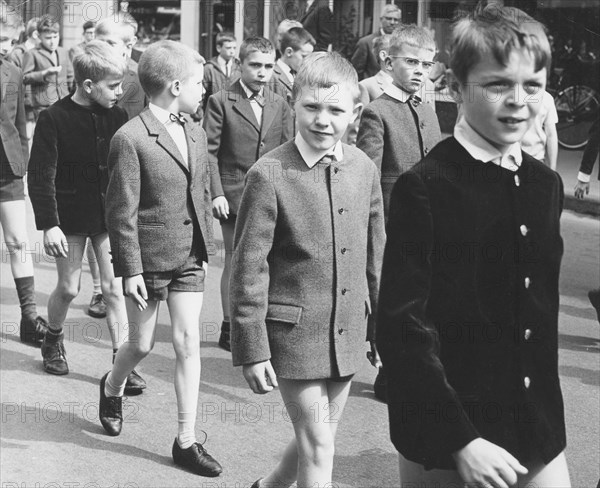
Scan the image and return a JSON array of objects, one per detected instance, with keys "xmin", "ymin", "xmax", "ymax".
[
  {"xmin": 86, "ymin": 240, "xmax": 106, "ymax": 318},
  {"xmin": 521, "ymin": 451, "xmax": 570, "ymax": 488}
]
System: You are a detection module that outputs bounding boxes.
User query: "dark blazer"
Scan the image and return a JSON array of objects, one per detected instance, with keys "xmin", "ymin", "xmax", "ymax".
[
  {"xmin": 270, "ymin": 63, "xmax": 296, "ymax": 132},
  {"xmin": 22, "ymin": 46, "xmax": 73, "ymax": 110},
  {"xmin": 116, "ymin": 57, "xmax": 146, "ymax": 120},
  {"xmin": 201, "ymin": 57, "xmax": 241, "ymax": 112},
  {"xmin": 27, "ymin": 96, "xmax": 128, "ymax": 234},
  {"xmin": 230, "ymin": 140, "xmax": 385, "ymax": 379},
  {"xmin": 301, "ymin": 0, "xmax": 336, "ymax": 52},
  {"xmin": 106, "ymin": 109, "xmax": 214, "ymax": 277},
  {"xmin": 351, "ymin": 32, "xmax": 380, "ymax": 80},
  {"xmin": 203, "ymin": 80, "xmax": 292, "ymax": 214},
  {"xmin": 356, "ymin": 93, "xmax": 441, "ymax": 216},
  {"xmin": 377, "ymin": 137, "xmax": 567, "ymax": 470},
  {"xmin": 0, "ymin": 61, "xmax": 28, "ymax": 177}
]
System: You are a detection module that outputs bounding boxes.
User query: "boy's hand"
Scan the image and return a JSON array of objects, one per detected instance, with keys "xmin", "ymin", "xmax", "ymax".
[
  {"xmin": 574, "ymin": 180, "xmax": 590, "ymax": 199},
  {"xmin": 43, "ymin": 66, "xmax": 62, "ymax": 79},
  {"xmin": 453, "ymin": 438, "xmax": 528, "ymax": 488},
  {"xmin": 243, "ymin": 360, "xmax": 278, "ymax": 394},
  {"xmin": 123, "ymin": 274, "xmax": 148, "ymax": 311},
  {"xmin": 44, "ymin": 227, "xmax": 68, "ymax": 258},
  {"xmin": 367, "ymin": 341, "xmax": 382, "ymax": 368},
  {"xmin": 212, "ymin": 196, "xmax": 229, "ymax": 220}
]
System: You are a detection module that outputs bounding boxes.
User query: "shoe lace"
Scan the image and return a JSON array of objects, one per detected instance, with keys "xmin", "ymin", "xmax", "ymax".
[{"xmin": 51, "ymin": 341, "xmax": 66, "ymax": 360}]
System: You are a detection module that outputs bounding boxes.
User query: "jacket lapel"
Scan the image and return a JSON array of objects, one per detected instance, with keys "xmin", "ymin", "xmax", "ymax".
[
  {"xmin": 184, "ymin": 119, "xmax": 197, "ymax": 180},
  {"xmin": 230, "ymin": 82, "xmax": 260, "ymax": 132},
  {"xmin": 140, "ymin": 109, "xmax": 189, "ymax": 173},
  {"xmin": 38, "ymin": 48, "xmax": 57, "ymax": 66},
  {"xmin": 260, "ymin": 87, "xmax": 278, "ymax": 137}
]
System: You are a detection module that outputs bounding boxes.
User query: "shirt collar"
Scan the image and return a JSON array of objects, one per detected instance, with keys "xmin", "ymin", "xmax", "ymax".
[
  {"xmin": 148, "ymin": 103, "xmax": 176, "ymax": 125},
  {"xmin": 295, "ymin": 132, "xmax": 344, "ymax": 169},
  {"xmin": 383, "ymin": 83, "xmax": 412, "ymax": 103},
  {"xmin": 240, "ymin": 79, "xmax": 263, "ymax": 98},
  {"xmin": 454, "ymin": 116, "xmax": 522, "ymax": 171},
  {"xmin": 217, "ymin": 56, "xmax": 230, "ymax": 72}
]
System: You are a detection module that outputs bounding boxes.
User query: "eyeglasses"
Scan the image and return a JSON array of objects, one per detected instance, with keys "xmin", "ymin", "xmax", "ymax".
[{"xmin": 389, "ymin": 56, "xmax": 436, "ymax": 71}]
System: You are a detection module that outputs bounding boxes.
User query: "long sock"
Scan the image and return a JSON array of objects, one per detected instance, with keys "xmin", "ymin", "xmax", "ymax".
[
  {"xmin": 177, "ymin": 411, "xmax": 197, "ymax": 449},
  {"xmin": 105, "ymin": 371, "xmax": 126, "ymax": 397},
  {"xmin": 14, "ymin": 276, "xmax": 38, "ymax": 319},
  {"xmin": 92, "ymin": 277, "xmax": 102, "ymax": 295},
  {"xmin": 87, "ymin": 243, "xmax": 102, "ymax": 295},
  {"xmin": 45, "ymin": 328, "xmax": 63, "ymax": 343}
]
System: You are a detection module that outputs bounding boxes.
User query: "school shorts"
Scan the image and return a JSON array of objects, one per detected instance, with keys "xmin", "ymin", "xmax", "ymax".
[
  {"xmin": 142, "ymin": 255, "xmax": 206, "ymax": 301},
  {"xmin": 0, "ymin": 174, "xmax": 25, "ymax": 202}
]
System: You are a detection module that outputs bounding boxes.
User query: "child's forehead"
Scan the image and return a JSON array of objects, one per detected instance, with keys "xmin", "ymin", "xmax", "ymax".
[
  {"xmin": 243, "ymin": 50, "xmax": 275, "ymax": 63},
  {"xmin": 392, "ymin": 43, "xmax": 435, "ymax": 60},
  {"xmin": 221, "ymin": 41, "xmax": 236, "ymax": 48},
  {"xmin": 298, "ymin": 81, "xmax": 356, "ymax": 103},
  {"xmin": 466, "ymin": 48, "xmax": 544, "ymax": 80}
]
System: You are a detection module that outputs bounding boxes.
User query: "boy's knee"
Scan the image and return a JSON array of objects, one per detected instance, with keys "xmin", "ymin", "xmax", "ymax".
[
  {"xmin": 173, "ymin": 330, "xmax": 200, "ymax": 357},
  {"xmin": 299, "ymin": 429, "xmax": 335, "ymax": 464},
  {"xmin": 57, "ymin": 282, "xmax": 80, "ymax": 301},
  {"xmin": 101, "ymin": 279, "xmax": 124, "ymax": 301},
  {"xmin": 129, "ymin": 342, "xmax": 153, "ymax": 359}
]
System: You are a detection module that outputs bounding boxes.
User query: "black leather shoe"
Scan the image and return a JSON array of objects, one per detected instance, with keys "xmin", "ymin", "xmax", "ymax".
[
  {"xmin": 41, "ymin": 334, "xmax": 69, "ymax": 375},
  {"xmin": 20, "ymin": 315, "xmax": 48, "ymax": 346},
  {"xmin": 588, "ymin": 289, "xmax": 600, "ymax": 323},
  {"xmin": 172, "ymin": 438, "xmax": 223, "ymax": 477},
  {"xmin": 124, "ymin": 369, "xmax": 147, "ymax": 395},
  {"xmin": 373, "ymin": 367, "xmax": 387, "ymax": 403},
  {"xmin": 218, "ymin": 321, "xmax": 231, "ymax": 352},
  {"xmin": 99, "ymin": 372, "xmax": 123, "ymax": 436}
]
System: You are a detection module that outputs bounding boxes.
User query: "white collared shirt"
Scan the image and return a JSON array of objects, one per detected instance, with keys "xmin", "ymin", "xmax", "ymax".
[
  {"xmin": 240, "ymin": 80, "xmax": 263, "ymax": 125},
  {"xmin": 383, "ymin": 83, "xmax": 412, "ymax": 103},
  {"xmin": 276, "ymin": 58, "xmax": 294, "ymax": 84},
  {"xmin": 217, "ymin": 56, "xmax": 232, "ymax": 77},
  {"xmin": 454, "ymin": 116, "xmax": 522, "ymax": 171},
  {"xmin": 295, "ymin": 131, "xmax": 344, "ymax": 169},
  {"xmin": 148, "ymin": 103, "xmax": 188, "ymax": 167}
]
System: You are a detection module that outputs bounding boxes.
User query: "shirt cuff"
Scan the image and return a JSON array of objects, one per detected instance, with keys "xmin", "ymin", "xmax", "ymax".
[{"xmin": 578, "ymin": 171, "xmax": 591, "ymax": 183}]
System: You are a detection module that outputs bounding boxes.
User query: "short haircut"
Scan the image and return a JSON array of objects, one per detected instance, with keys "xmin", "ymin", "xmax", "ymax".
[
  {"xmin": 25, "ymin": 17, "xmax": 39, "ymax": 37},
  {"xmin": 293, "ymin": 51, "xmax": 360, "ymax": 103},
  {"xmin": 216, "ymin": 32, "xmax": 236, "ymax": 47},
  {"xmin": 95, "ymin": 12, "xmax": 138, "ymax": 43},
  {"xmin": 372, "ymin": 34, "xmax": 391, "ymax": 59},
  {"xmin": 450, "ymin": 3, "xmax": 551, "ymax": 85},
  {"xmin": 73, "ymin": 40, "xmax": 127, "ymax": 84},
  {"xmin": 36, "ymin": 14, "xmax": 59, "ymax": 34},
  {"xmin": 239, "ymin": 36, "xmax": 274, "ymax": 62},
  {"xmin": 388, "ymin": 24, "xmax": 436, "ymax": 56},
  {"xmin": 138, "ymin": 40, "xmax": 205, "ymax": 98},
  {"xmin": 0, "ymin": 0, "xmax": 22, "ymax": 29},
  {"xmin": 280, "ymin": 27, "xmax": 315, "ymax": 53},
  {"xmin": 380, "ymin": 4, "xmax": 401, "ymax": 19},
  {"xmin": 83, "ymin": 20, "xmax": 95, "ymax": 32}
]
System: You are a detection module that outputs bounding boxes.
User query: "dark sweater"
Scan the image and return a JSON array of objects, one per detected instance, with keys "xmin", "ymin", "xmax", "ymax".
[
  {"xmin": 28, "ymin": 95, "xmax": 128, "ymax": 234},
  {"xmin": 377, "ymin": 136, "xmax": 566, "ymax": 470}
]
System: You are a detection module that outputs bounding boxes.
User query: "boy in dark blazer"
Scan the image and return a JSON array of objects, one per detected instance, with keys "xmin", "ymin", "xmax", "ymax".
[
  {"xmin": 0, "ymin": 0, "xmax": 47, "ymax": 345},
  {"xmin": 22, "ymin": 15, "xmax": 73, "ymax": 121},
  {"xmin": 377, "ymin": 5, "xmax": 571, "ymax": 487},
  {"xmin": 300, "ymin": 0, "xmax": 335, "ymax": 52},
  {"xmin": 27, "ymin": 42, "xmax": 137, "ymax": 383},
  {"xmin": 231, "ymin": 52, "xmax": 385, "ymax": 488},
  {"xmin": 203, "ymin": 36, "xmax": 292, "ymax": 351},
  {"xmin": 101, "ymin": 40, "xmax": 222, "ymax": 478}
]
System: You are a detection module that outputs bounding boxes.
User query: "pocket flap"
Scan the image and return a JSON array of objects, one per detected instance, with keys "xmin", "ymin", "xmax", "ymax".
[{"xmin": 266, "ymin": 303, "xmax": 303, "ymax": 325}]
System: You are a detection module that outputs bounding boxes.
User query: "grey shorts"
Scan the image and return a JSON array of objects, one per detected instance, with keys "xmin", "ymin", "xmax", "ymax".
[{"xmin": 141, "ymin": 255, "xmax": 206, "ymax": 301}]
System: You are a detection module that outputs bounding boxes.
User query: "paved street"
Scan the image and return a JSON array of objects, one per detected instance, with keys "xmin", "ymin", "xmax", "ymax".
[{"xmin": 1, "ymin": 149, "xmax": 599, "ymax": 487}]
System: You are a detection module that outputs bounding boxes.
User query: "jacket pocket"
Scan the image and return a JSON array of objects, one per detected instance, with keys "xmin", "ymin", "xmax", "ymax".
[
  {"xmin": 266, "ymin": 303, "xmax": 303, "ymax": 326},
  {"xmin": 138, "ymin": 221, "xmax": 165, "ymax": 228}
]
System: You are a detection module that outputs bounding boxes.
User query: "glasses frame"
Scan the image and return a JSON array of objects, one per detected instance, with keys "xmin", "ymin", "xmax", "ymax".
[{"xmin": 389, "ymin": 56, "xmax": 436, "ymax": 71}]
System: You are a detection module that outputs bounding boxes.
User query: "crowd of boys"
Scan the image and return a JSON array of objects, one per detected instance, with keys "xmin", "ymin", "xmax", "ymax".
[{"xmin": 1, "ymin": 0, "xmax": 588, "ymax": 486}]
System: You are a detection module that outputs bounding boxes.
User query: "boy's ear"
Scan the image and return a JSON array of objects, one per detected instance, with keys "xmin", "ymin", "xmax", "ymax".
[
  {"xmin": 384, "ymin": 56, "xmax": 393, "ymax": 72},
  {"xmin": 284, "ymin": 47, "xmax": 294, "ymax": 58},
  {"xmin": 446, "ymin": 69, "xmax": 463, "ymax": 103},
  {"xmin": 170, "ymin": 79, "xmax": 181, "ymax": 96},
  {"xmin": 82, "ymin": 79, "xmax": 94, "ymax": 94},
  {"xmin": 351, "ymin": 102, "xmax": 363, "ymax": 123}
]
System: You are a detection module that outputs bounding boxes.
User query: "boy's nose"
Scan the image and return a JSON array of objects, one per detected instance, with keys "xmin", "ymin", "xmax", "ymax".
[{"xmin": 507, "ymin": 85, "xmax": 527, "ymax": 106}]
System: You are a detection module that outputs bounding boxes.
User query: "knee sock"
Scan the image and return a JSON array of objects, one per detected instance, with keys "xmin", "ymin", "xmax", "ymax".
[
  {"xmin": 177, "ymin": 411, "xmax": 197, "ymax": 449},
  {"xmin": 14, "ymin": 276, "xmax": 38, "ymax": 319},
  {"xmin": 92, "ymin": 277, "xmax": 102, "ymax": 296},
  {"xmin": 45, "ymin": 327, "xmax": 63, "ymax": 343},
  {"xmin": 105, "ymin": 371, "xmax": 126, "ymax": 397}
]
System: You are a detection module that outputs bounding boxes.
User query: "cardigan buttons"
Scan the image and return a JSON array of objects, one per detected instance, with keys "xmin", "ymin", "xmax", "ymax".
[
  {"xmin": 333, "ymin": 167, "xmax": 340, "ymax": 174},
  {"xmin": 524, "ymin": 376, "xmax": 531, "ymax": 389},
  {"xmin": 525, "ymin": 277, "xmax": 531, "ymax": 289},
  {"xmin": 338, "ymin": 328, "xmax": 344, "ymax": 335},
  {"xmin": 341, "ymin": 288, "xmax": 348, "ymax": 295},
  {"xmin": 524, "ymin": 329, "xmax": 532, "ymax": 340},
  {"xmin": 520, "ymin": 225, "xmax": 528, "ymax": 236},
  {"xmin": 514, "ymin": 174, "xmax": 521, "ymax": 187},
  {"xmin": 338, "ymin": 207, "xmax": 345, "ymax": 214},
  {"xmin": 183, "ymin": 219, "xmax": 192, "ymax": 225},
  {"xmin": 341, "ymin": 248, "xmax": 347, "ymax": 254}
]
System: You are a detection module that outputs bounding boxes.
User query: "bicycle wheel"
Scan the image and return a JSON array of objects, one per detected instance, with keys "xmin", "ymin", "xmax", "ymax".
[{"xmin": 555, "ymin": 85, "xmax": 599, "ymax": 149}]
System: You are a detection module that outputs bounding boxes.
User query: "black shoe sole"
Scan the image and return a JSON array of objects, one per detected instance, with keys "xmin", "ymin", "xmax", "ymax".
[
  {"xmin": 43, "ymin": 365, "xmax": 69, "ymax": 375},
  {"xmin": 124, "ymin": 385, "xmax": 146, "ymax": 396},
  {"xmin": 87, "ymin": 309, "xmax": 107, "ymax": 319}
]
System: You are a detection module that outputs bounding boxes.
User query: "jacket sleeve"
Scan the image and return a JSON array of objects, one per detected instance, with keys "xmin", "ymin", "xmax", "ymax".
[
  {"xmin": 15, "ymin": 70, "xmax": 29, "ymax": 168},
  {"xmin": 281, "ymin": 99, "xmax": 293, "ymax": 144},
  {"xmin": 376, "ymin": 170, "xmax": 479, "ymax": 465},
  {"xmin": 27, "ymin": 109, "xmax": 60, "ymax": 230},
  {"xmin": 316, "ymin": 4, "xmax": 336, "ymax": 48},
  {"xmin": 105, "ymin": 131, "xmax": 143, "ymax": 277},
  {"xmin": 22, "ymin": 51, "xmax": 46, "ymax": 85},
  {"xmin": 351, "ymin": 38, "xmax": 368, "ymax": 80},
  {"xmin": 202, "ymin": 93, "xmax": 225, "ymax": 200},
  {"xmin": 356, "ymin": 106, "xmax": 384, "ymax": 172},
  {"xmin": 230, "ymin": 165, "xmax": 277, "ymax": 367}
]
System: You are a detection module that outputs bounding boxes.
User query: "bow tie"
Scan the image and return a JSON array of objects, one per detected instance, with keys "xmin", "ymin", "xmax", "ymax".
[
  {"xmin": 408, "ymin": 94, "xmax": 422, "ymax": 107},
  {"xmin": 169, "ymin": 113, "xmax": 186, "ymax": 124},
  {"xmin": 289, "ymin": 68, "xmax": 297, "ymax": 77},
  {"xmin": 250, "ymin": 92, "xmax": 265, "ymax": 108}
]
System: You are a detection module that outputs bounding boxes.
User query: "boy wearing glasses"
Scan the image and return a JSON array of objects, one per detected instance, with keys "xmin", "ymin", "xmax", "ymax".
[{"xmin": 357, "ymin": 24, "xmax": 441, "ymax": 217}]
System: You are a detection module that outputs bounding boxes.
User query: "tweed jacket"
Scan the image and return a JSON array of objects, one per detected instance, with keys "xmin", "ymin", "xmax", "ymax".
[
  {"xmin": 27, "ymin": 96, "xmax": 128, "ymax": 234},
  {"xmin": 116, "ymin": 57, "xmax": 146, "ymax": 120},
  {"xmin": 201, "ymin": 57, "xmax": 241, "ymax": 112},
  {"xmin": 22, "ymin": 46, "xmax": 73, "ymax": 110},
  {"xmin": 6, "ymin": 45, "xmax": 34, "ymax": 109},
  {"xmin": 301, "ymin": 0, "xmax": 336, "ymax": 52},
  {"xmin": 106, "ymin": 109, "xmax": 214, "ymax": 277},
  {"xmin": 377, "ymin": 137, "xmax": 566, "ymax": 470},
  {"xmin": 230, "ymin": 140, "xmax": 385, "ymax": 379},
  {"xmin": 359, "ymin": 70, "xmax": 392, "ymax": 107},
  {"xmin": 356, "ymin": 92, "xmax": 441, "ymax": 216},
  {"xmin": 351, "ymin": 32, "xmax": 380, "ymax": 80},
  {"xmin": 203, "ymin": 80, "xmax": 292, "ymax": 215},
  {"xmin": 0, "ymin": 61, "xmax": 28, "ymax": 177},
  {"xmin": 270, "ymin": 63, "xmax": 296, "ymax": 133}
]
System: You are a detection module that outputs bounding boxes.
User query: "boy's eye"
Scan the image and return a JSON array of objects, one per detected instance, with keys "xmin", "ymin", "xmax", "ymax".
[
  {"xmin": 404, "ymin": 58, "xmax": 420, "ymax": 67},
  {"xmin": 524, "ymin": 84, "xmax": 541, "ymax": 95}
]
